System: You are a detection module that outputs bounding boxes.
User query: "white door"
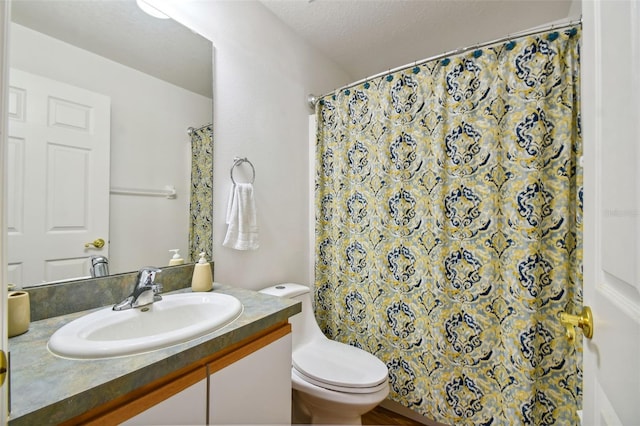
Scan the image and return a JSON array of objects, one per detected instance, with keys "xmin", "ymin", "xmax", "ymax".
[
  {"xmin": 582, "ymin": 0, "xmax": 640, "ymax": 424},
  {"xmin": 7, "ymin": 69, "xmax": 110, "ymax": 286}
]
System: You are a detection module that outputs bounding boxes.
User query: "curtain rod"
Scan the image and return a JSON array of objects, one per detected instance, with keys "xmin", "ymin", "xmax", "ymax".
[
  {"xmin": 187, "ymin": 123, "xmax": 212, "ymax": 136},
  {"xmin": 308, "ymin": 16, "xmax": 582, "ymax": 108}
]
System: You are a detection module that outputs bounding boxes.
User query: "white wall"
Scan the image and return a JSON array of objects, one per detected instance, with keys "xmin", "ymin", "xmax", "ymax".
[
  {"xmin": 150, "ymin": 0, "xmax": 350, "ymax": 290},
  {"xmin": 10, "ymin": 23, "xmax": 212, "ymax": 276},
  {"xmin": 149, "ymin": 0, "xmax": 579, "ymax": 291}
]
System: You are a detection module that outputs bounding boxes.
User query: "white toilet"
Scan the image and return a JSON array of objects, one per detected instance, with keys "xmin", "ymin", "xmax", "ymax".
[{"xmin": 260, "ymin": 283, "xmax": 389, "ymax": 425}]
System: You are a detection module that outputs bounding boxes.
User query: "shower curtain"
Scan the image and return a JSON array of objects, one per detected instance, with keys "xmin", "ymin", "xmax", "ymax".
[
  {"xmin": 189, "ymin": 124, "xmax": 213, "ymax": 262},
  {"xmin": 315, "ymin": 26, "xmax": 582, "ymax": 425}
]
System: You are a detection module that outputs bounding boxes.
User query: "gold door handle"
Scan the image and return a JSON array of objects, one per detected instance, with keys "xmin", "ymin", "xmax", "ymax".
[
  {"xmin": 560, "ymin": 307, "xmax": 593, "ymax": 341},
  {"xmin": 85, "ymin": 238, "xmax": 105, "ymax": 249}
]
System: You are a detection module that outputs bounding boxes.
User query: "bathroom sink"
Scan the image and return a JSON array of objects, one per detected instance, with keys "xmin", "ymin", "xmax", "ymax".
[{"xmin": 48, "ymin": 292, "xmax": 243, "ymax": 359}]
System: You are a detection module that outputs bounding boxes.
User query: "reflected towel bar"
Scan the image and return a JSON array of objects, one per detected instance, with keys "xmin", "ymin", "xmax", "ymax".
[{"xmin": 110, "ymin": 185, "xmax": 177, "ymax": 199}]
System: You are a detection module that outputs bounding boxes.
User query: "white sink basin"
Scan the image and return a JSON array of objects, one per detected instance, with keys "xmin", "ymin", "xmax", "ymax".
[{"xmin": 48, "ymin": 292, "xmax": 243, "ymax": 359}]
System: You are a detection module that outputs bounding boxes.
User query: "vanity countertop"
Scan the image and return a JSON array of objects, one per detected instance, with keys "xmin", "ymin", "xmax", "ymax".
[{"xmin": 7, "ymin": 285, "xmax": 300, "ymax": 426}]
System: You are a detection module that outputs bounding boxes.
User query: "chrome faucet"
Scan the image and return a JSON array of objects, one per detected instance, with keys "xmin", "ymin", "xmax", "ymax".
[{"xmin": 113, "ymin": 267, "xmax": 163, "ymax": 311}]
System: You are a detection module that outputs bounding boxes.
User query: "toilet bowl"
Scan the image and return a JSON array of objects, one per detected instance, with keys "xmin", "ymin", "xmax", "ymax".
[{"xmin": 260, "ymin": 283, "xmax": 389, "ymax": 425}]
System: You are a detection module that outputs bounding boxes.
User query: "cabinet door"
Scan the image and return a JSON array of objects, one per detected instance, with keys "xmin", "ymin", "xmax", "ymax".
[
  {"xmin": 209, "ymin": 333, "xmax": 292, "ymax": 425},
  {"xmin": 122, "ymin": 377, "xmax": 207, "ymax": 426}
]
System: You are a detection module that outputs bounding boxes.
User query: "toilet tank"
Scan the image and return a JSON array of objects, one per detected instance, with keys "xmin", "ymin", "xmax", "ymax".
[{"xmin": 259, "ymin": 283, "xmax": 326, "ymax": 349}]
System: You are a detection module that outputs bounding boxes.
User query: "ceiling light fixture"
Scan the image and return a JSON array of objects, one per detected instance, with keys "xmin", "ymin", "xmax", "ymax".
[{"xmin": 136, "ymin": 0, "xmax": 170, "ymax": 19}]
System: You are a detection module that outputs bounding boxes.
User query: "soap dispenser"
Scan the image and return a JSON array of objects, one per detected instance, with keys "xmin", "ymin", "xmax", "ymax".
[
  {"xmin": 191, "ymin": 252, "xmax": 213, "ymax": 292},
  {"xmin": 168, "ymin": 249, "xmax": 184, "ymax": 266}
]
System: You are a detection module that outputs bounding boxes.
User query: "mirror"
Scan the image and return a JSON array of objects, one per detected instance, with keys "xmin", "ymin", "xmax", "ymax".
[{"xmin": 7, "ymin": 0, "xmax": 213, "ymax": 287}]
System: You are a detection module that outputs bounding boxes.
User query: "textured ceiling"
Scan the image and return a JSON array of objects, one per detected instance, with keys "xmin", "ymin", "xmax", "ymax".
[
  {"xmin": 11, "ymin": 0, "xmax": 213, "ymax": 98},
  {"xmin": 10, "ymin": 1, "xmax": 575, "ymax": 97},
  {"xmin": 260, "ymin": 0, "xmax": 575, "ymax": 81}
]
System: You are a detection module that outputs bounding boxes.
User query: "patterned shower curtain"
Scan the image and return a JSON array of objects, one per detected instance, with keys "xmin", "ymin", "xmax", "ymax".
[
  {"xmin": 315, "ymin": 26, "xmax": 582, "ymax": 425},
  {"xmin": 189, "ymin": 125, "xmax": 213, "ymax": 262}
]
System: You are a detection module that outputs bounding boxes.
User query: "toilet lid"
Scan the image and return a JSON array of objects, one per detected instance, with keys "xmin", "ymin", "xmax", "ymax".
[{"xmin": 292, "ymin": 339, "xmax": 388, "ymax": 390}]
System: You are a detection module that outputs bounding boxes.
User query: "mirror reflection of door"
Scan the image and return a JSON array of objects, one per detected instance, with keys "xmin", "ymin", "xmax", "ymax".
[{"xmin": 7, "ymin": 69, "xmax": 110, "ymax": 286}]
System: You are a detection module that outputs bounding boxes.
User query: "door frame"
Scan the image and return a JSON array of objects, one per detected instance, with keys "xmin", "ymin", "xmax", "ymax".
[{"xmin": 1, "ymin": 0, "xmax": 11, "ymax": 422}]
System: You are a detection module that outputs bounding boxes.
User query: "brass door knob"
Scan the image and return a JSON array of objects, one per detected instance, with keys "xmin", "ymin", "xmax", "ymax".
[
  {"xmin": 560, "ymin": 306, "xmax": 593, "ymax": 341},
  {"xmin": 85, "ymin": 238, "xmax": 105, "ymax": 249}
]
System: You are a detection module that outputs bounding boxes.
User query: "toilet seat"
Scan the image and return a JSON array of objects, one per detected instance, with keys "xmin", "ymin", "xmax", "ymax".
[
  {"xmin": 292, "ymin": 339, "xmax": 388, "ymax": 394},
  {"xmin": 292, "ymin": 368, "xmax": 389, "ymax": 395}
]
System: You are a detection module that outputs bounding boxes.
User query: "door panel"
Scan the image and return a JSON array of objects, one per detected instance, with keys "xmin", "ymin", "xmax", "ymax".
[
  {"xmin": 6, "ymin": 135, "xmax": 24, "ymax": 236},
  {"xmin": 46, "ymin": 143, "xmax": 91, "ymax": 230},
  {"xmin": 599, "ymin": 1, "xmax": 639, "ymax": 288}
]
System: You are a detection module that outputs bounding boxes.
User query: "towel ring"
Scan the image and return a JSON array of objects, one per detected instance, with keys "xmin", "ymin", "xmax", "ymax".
[{"xmin": 230, "ymin": 157, "xmax": 255, "ymax": 185}]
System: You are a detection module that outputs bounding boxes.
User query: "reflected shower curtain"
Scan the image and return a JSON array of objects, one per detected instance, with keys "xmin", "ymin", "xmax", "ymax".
[
  {"xmin": 189, "ymin": 125, "xmax": 213, "ymax": 262},
  {"xmin": 315, "ymin": 27, "xmax": 582, "ymax": 425}
]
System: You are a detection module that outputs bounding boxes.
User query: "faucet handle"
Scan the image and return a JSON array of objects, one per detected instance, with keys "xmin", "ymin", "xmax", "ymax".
[
  {"xmin": 90, "ymin": 255, "xmax": 109, "ymax": 278},
  {"xmin": 137, "ymin": 267, "xmax": 162, "ymax": 286}
]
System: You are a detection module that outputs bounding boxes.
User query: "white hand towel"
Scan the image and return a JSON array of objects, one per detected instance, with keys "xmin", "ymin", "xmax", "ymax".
[{"xmin": 223, "ymin": 183, "xmax": 259, "ymax": 250}]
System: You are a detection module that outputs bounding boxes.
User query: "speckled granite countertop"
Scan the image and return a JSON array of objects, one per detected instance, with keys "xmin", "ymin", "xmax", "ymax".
[{"xmin": 7, "ymin": 285, "xmax": 300, "ymax": 426}]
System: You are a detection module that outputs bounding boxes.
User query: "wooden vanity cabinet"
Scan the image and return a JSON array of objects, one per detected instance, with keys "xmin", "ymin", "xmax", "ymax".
[{"xmin": 66, "ymin": 322, "xmax": 292, "ymax": 425}]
